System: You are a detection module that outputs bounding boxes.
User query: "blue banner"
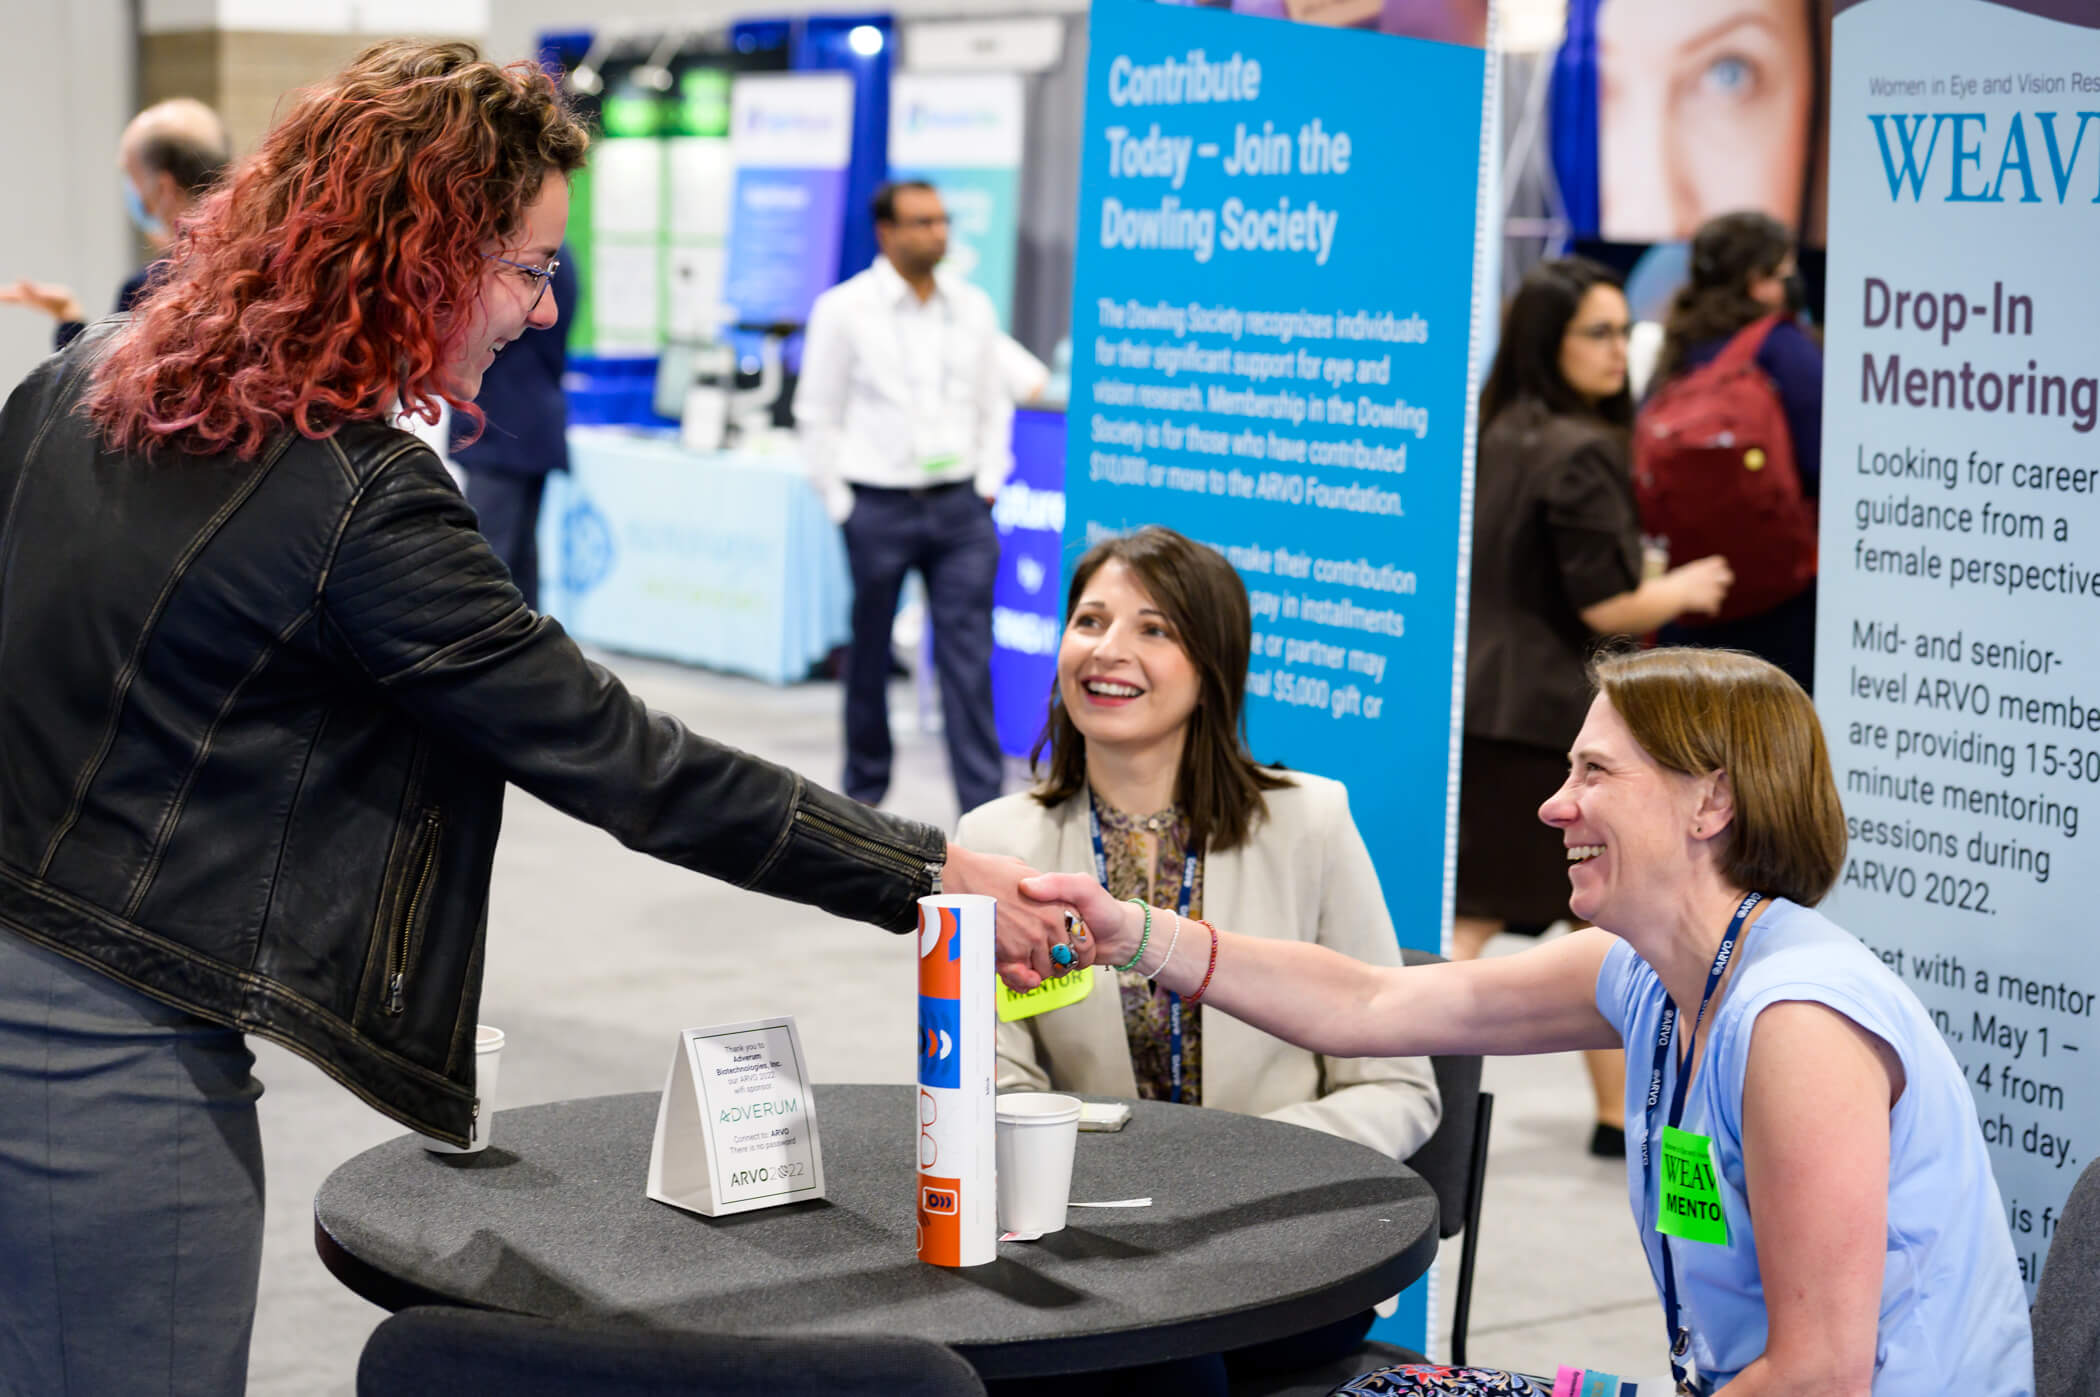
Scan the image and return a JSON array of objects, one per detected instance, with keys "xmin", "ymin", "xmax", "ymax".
[
  {"xmin": 1065, "ymin": 0, "xmax": 1491, "ymax": 1353},
  {"xmin": 990, "ymin": 408, "xmax": 1069, "ymax": 757},
  {"xmin": 722, "ymin": 168, "xmax": 850, "ymax": 324},
  {"xmin": 722, "ymin": 73, "xmax": 856, "ymax": 328},
  {"xmin": 1068, "ymin": 0, "xmax": 1486, "ymax": 951}
]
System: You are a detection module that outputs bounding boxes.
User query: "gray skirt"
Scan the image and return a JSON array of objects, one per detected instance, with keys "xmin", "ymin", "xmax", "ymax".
[{"xmin": 0, "ymin": 929, "xmax": 265, "ymax": 1397}]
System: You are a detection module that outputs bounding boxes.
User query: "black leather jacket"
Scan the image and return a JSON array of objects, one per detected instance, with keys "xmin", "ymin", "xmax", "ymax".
[{"xmin": 0, "ymin": 325, "xmax": 944, "ymax": 1145}]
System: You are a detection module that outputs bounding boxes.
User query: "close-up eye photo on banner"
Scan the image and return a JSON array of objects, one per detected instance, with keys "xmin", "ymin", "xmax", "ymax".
[{"xmin": 1589, "ymin": 0, "xmax": 1828, "ymax": 247}]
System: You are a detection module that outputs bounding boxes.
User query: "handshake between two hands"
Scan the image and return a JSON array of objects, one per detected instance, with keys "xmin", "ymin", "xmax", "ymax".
[{"xmin": 941, "ymin": 845, "xmax": 1146, "ymax": 992}]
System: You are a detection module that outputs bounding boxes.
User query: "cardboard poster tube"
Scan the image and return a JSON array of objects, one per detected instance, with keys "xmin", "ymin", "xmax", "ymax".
[{"xmin": 915, "ymin": 894, "xmax": 997, "ymax": 1267}]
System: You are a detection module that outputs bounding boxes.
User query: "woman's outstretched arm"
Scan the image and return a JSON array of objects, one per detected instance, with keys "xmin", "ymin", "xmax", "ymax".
[{"xmin": 1023, "ymin": 872, "xmax": 1624, "ymax": 1060}]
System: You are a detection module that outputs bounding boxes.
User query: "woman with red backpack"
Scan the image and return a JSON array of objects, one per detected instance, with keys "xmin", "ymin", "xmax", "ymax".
[{"xmin": 1637, "ymin": 211, "xmax": 1825, "ymax": 693}]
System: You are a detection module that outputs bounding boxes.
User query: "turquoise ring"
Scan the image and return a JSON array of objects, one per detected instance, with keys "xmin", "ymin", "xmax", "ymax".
[{"xmin": 1050, "ymin": 943, "xmax": 1076, "ymax": 967}]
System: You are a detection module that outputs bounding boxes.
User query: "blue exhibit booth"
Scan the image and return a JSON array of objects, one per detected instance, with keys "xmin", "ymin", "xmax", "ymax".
[{"xmin": 536, "ymin": 430, "xmax": 853, "ymax": 687}]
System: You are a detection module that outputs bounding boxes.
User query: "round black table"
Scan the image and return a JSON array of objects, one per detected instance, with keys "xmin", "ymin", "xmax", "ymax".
[{"xmin": 315, "ymin": 1084, "xmax": 1438, "ymax": 1378}]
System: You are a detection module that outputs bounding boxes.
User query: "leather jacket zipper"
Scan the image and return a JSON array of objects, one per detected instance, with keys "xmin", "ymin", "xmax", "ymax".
[
  {"xmin": 385, "ymin": 809, "xmax": 442, "ymax": 1015},
  {"xmin": 792, "ymin": 808, "xmax": 941, "ymax": 891}
]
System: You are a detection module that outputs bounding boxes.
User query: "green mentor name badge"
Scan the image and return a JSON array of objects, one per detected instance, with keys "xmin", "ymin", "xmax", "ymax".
[
  {"xmin": 996, "ymin": 966, "xmax": 1094, "ymax": 1022},
  {"xmin": 1657, "ymin": 1125, "xmax": 1730, "ymax": 1245}
]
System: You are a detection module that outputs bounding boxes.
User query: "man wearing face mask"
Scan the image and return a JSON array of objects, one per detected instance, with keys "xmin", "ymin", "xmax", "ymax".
[
  {"xmin": 0, "ymin": 98, "xmax": 230, "ymax": 351},
  {"xmin": 797, "ymin": 181, "xmax": 1014, "ymax": 820}
]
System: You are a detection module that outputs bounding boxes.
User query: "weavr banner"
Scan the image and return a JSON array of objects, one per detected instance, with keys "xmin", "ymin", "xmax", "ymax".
[{"xmin": 1819, "ymin": 0, "xmax": 2100, "ymax": 1292}]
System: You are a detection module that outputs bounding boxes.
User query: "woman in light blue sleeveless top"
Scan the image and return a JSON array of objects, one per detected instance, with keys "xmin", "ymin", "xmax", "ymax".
[
  {"xmin": 1033, "ymin": 647, "xmax": 2033, "ymax": 1393},
  {"xmin": 1596, "ymin": 901, "xmax": 2029, "ymax": 1389}
]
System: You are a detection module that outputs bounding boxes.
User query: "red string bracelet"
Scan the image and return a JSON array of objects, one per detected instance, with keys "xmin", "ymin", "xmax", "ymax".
[{"xmin": 1185, "ymin": 919, "xmax": 1221, "ymax": 1004}]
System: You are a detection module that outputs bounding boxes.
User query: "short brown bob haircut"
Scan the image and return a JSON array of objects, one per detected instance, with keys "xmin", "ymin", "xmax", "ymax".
[
  {"xmin": 1590, "ymin": 647, "xmax": 1846, "ymax": 906},
  {"xmin": 1030, "ymin": 527, "xmax": 1289, "ymax": 851}
]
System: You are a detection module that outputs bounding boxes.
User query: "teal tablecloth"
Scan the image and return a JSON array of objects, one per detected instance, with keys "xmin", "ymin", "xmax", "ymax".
[{"xmin": 536, "ymin": 429, "xmax": 851, "ymax": 685}]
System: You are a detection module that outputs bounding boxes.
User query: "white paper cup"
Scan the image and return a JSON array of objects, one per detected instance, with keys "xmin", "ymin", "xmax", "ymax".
[
  {"xmin": 424, "ymin": 1024, "xmax": 505, "ymax": 1154},
  {"xmin": 994, "ymin": 1092, "xmax": 1082, "ymax": 1235}
]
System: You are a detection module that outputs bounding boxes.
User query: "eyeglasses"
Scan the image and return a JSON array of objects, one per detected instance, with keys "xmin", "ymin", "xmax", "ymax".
[
  {"xmin": 1568, "ymin": 323, "xmax": 1634, "ymax": 344},
  {"xmin": 488, "ymin": 255, "xmax": 560, "ymax": 314}
]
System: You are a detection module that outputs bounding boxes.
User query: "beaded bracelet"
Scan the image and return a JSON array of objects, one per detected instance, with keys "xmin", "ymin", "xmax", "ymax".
[
  {"xmin": 1112, "ymin": 898, "xmax": 1154, "ymax": 972},
  {"xmin": 1184, "ymin": 919, "xmax": 1222, "ymax": 1005},
  {"xmin": 1145, "ymin": 911, "xmax": 1184, "ymax": 981}
]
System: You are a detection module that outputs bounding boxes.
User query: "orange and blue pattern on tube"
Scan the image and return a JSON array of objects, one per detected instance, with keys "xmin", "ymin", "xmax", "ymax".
[{"xmin": 917, "ymin": 903, "xmax": 970, "ymax": 1265}]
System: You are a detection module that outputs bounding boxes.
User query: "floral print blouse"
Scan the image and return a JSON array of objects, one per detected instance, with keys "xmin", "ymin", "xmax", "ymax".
[{"xmin": 1092, "ymin": 791, "xmax": 1205, "ymax": 1103}]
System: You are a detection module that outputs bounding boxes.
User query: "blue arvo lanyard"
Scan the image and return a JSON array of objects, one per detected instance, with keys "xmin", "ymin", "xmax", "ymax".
[
  {"xmin": 1643, "ymin": 891, "xmax": 1762, "ymax": 1397},
  {"xmin": 1088, "ymin": 794, "xmax": 1200, "ymax": 1104}
]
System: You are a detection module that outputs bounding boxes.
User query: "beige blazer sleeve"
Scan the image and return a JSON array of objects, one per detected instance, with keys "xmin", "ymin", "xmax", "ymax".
[{"xmin": 1250, "ymin": 791, "xmax": 1441, "ymax": 1159}]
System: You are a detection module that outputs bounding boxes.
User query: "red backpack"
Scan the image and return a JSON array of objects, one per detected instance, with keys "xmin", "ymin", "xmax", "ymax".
[{"xmin": 1632, "ymin": 315, "xmax": 1817, "ymax": 625}]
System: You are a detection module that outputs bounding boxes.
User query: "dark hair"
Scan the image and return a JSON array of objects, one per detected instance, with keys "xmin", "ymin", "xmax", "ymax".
[
  {"xmin": 137, "ymin": 130, "xmax": 230, "ymax": 197},
  {"xmin": 1590, "ymin": 647, "xmax": 1845, "ymax": 906},
  {"xmin": 1653, "ymin": 211, "xmax": 1794, "ymax": 386},
  {"xmin": 1029, "ymin": 527, "xmax": 1289, "ymax": 851},
  {"xmin": 1477, "ymin": 257, "xmax": 1632, "ymax": 433},
  {"xmin": 871, "ymin": 179, "xmax": 937, "ymax": 225}
]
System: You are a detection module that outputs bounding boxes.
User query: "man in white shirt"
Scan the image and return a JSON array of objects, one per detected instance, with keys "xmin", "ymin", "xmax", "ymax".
[{"xmin": 797, "ymin": 181, "xmax": 1013, "ymax": 817}]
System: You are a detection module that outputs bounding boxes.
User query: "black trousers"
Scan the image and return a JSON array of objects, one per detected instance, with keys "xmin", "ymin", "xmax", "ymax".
[
  {"xmin": 841, "ymin": 482, "xmax": 1003, "ymax": 816},
  {"xmin": 464, "ymin": 468, "xmax": 549, "ymax": 611}
]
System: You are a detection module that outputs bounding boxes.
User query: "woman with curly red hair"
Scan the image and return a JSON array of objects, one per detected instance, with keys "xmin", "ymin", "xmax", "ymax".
[{"xmin": 0, "ymin": 42, "xmax": 1078, "ymax": 1396}]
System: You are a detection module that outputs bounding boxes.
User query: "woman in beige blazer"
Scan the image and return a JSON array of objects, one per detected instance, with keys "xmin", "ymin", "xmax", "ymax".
[{"xmin": 956, "ymin": 526, "xmax": 1439, "ymax": 1163}]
